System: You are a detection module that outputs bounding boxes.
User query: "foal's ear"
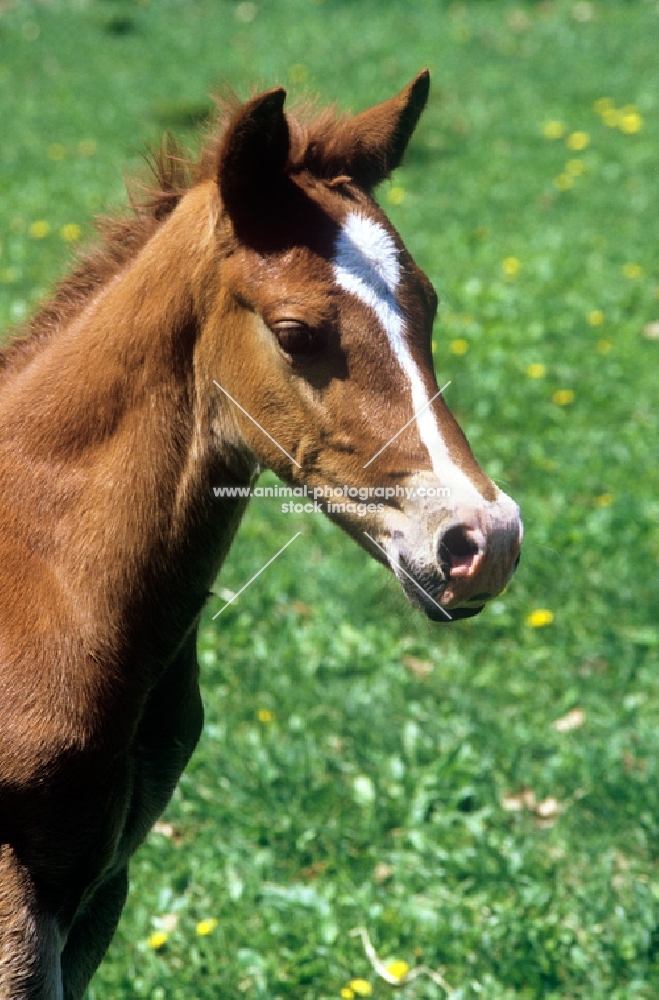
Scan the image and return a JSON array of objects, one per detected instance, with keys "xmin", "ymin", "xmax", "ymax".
[
  {"xmin": 218, "ymin": 88, "xmax": 290, "ymax": 215},
  {"xmin": 329, "ymin": 70, "xmax": 430, "ymax": 190}
]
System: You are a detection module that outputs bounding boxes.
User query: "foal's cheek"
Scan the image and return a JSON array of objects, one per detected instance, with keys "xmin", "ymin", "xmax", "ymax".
[{"xmin": 208, "ymin": 317, "xmax": 301, "ymax": 471}]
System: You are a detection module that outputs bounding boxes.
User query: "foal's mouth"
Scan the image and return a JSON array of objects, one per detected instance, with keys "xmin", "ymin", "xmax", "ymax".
[
  {"xmin": 396, "ymin": 554, "xmax": 488, "ymax": 624},
  {"xmin": 404, "ymin": 579, "xmax": 487, "ymax": 624},
  {"xmin": 425, "ymin": 601, "xmax": 485, "ymax": 623}
]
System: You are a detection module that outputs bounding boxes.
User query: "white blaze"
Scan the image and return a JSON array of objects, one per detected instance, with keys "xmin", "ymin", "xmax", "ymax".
[{"xmin": 332, "ymin": 211, "xmax": 482, "ymax": 501}]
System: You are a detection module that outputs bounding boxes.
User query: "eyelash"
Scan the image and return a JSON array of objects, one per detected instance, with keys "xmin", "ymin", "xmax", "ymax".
[{"xmin": 271, "ymin": 319, "xmax": 324, "ymax": 356}]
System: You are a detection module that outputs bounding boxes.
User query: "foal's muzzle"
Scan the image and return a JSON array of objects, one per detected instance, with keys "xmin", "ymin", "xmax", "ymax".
[{"xmin": 398, "ymin": 504, "xmax": 523, "ymax": 623}]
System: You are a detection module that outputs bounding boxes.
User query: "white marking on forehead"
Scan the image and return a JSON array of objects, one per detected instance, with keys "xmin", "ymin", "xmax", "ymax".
[
  {"xmin": 334, "ymin": 212, "xmax": 401, "ymax": 299},
  {"xmin": 333, "ymin": 211, "xmax": 482, "ymax": 501}
]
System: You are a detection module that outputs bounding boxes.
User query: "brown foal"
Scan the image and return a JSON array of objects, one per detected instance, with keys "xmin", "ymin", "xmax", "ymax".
[{"xmin": 0, "ymin": 71, "xmax": 521, "ymax": 997}]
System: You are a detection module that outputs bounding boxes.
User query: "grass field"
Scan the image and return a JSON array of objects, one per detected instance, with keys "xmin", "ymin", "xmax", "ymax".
[{"xmin": 2, "ymin": 0, "xmax": 659, "ymax": 997}]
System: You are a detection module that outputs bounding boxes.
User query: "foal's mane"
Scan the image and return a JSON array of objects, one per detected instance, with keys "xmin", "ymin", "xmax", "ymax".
[{"xmin": 0, "ymin": 93, "xmax": 342, "ymax": 378}]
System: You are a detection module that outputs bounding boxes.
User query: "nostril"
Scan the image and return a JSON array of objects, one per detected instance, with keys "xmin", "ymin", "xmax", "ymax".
[
  {"xmin": 438, "ymin": 524, "xmax": 480, "ymax": 576},
  {"xmin": 513, "ymin": 551, "xmax": 521, "ymax": 572}
]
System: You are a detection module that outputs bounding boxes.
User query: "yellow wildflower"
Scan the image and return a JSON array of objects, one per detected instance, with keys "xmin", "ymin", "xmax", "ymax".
[
  {"xmin": 565, "ymin": 158, "xmax": 585, "ymax": 177},
  {"xmin": 554, "ymin": 174, "xmax": 573, "ymax": 191},
  {"xmin": 387, "ymin": 186, "xmax": 405, "ymax": 205},
  {"xmin": 620, "ymin": 111, "xmax": 642, "ymax": 134},
  {"xmin": 386, "ymin": 959, "xmax": 410, "ymax": 981},
  {"xmin": 566, "ymin": 131, "xmax": 589, "ymax": 151},
  {"xmin": 586, "ymin": 309, "xmax": 604, "ymax": 326},
  {"xmin": 526, "ymin": 363, "xmax": 546, "ymax": 379},
  {"xmin": 596, "ymin": 338, "xmax": 612, "ymax": 354},
  {"xmin": 622, "ymin": 262, "xmax": 644, "ymax": 280},
  {"xmin": 47, "ymin": 142, "xmax": 66, "ymax": 161},
  {"xmin": 60, "ymin": 224, "xmax": 82, "ymax": 242},
  {"xmin": 196, "ymin": 917, "xmax": 218, "ymax": 936},
  {"xmin": 542, "ymin": 121, "xmax": 565, "ymax": 139},
  {"xmin": 502, "ymin": 256, "xmax": 520, "ymax": 278},
  {"xmin": 595, "ymin": 493, "xmax": 613, "ymax": 507},
  {"xmin": 257, "ymin": 708, "xmax": 274, "ymax": 723},
  {"xmin": 348, "ymin": 981, "xmax": 372, "ymax": 997},
  {"xmin": 29, "ymin": 220, "xmax": 50, "ymax": 239},
  {"xmin": 450, "ymin": 338, "xmax": 469, "ymax": 355},
  {"xmin": 526, "ymin": 609, "xmax": 554, "ymax": 628},
  {"xmin": 602, "ymin": 108, "xmax": 622, "ymax": 128},
  {"xmin": 340, "ymin": 990, "xmax": 355, "ymax": 1000},
  {"xmin": 619, "ymin": 104, "xmax": 643, "ymax": 135},
  {"xmin": 146, "ymin": 930, "xmax": 168, "ymax": 950},
  {"xmin": 552, "ymin": 389, "xmax": 575, "ymax": 406},
  {"xmin": 593, "ymin": 97, "xmax": 614, "ymax": 114}
]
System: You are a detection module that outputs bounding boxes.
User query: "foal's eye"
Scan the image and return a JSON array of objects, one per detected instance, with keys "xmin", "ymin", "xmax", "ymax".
[{"xmin": 271, "ymin": 319, "xmax": 322, "ymax": 356}]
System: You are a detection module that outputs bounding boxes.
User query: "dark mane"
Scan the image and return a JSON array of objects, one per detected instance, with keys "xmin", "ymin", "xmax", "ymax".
[{"xmin": 0, "ymin": 94, "xmax": 345, "ymax": 379}]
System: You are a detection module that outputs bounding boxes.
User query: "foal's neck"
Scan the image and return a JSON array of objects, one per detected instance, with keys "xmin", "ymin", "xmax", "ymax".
[{"xmin": 2, "ymin": 182, "xmax": 250, "ymax": 661}]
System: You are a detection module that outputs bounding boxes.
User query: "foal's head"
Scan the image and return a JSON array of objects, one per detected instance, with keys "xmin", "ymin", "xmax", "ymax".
[{"xmin": 205, "ymin": 71, "xmax": 522, "ymax": 622}]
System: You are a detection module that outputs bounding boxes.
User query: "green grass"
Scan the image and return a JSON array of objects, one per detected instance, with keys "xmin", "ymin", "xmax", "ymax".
[{"xmin": 2, "ymin": 1, "xmax": 659, "ymax": 997}]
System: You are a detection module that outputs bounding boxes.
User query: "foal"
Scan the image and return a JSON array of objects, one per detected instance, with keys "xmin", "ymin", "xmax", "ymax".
[{"xmin": 0, "ymin": 72, "xmax": 521, "ymax": 997}]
